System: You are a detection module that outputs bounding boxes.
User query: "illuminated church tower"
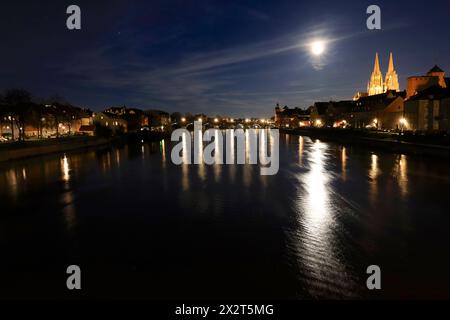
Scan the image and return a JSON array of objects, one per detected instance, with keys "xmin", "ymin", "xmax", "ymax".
[
  {"xmin": 367, "ymin": 53, "xmax": 384, "ymax": 95},
  {"xmin": 384, "ymin": 52, "xmax": 400, "ymax": 92}
]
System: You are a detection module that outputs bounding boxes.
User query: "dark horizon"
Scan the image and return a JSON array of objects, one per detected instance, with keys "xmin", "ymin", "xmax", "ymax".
[{"xmin": 1, "ymin": 0, "xmax": 450, "ymax": 117}]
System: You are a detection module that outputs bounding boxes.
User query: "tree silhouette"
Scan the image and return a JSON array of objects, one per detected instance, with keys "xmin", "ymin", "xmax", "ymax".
[{"xmin": 3, "ymin": 89, "xmax": 33, "ymax": 141}]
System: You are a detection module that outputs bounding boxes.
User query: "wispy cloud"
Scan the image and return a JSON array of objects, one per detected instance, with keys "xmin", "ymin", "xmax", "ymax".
[{"xmin": 59, "ymin": 21, "xmax": 370, "ymax": 115}]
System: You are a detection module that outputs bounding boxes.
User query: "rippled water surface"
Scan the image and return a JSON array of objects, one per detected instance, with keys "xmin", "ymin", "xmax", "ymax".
[{"xmin": 1, "ymin": 133, "xmax": 450, "ymax": 299}]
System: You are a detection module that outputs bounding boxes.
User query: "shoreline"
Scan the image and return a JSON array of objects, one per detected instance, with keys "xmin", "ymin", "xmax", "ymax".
[
  {"xmin": 283, "ymin": 128, "xmax": 450, "ymax": 158},
  {"xmin": 0, "ymin": 137, "xmax": 112, "ymax": 162},
  {"xmin": 0, "ymin": 131, "xmax": 171, "ymax": 163},
  {"xmin": 2, "ymin": 128, "xmax": 450, "ymax": 162}
]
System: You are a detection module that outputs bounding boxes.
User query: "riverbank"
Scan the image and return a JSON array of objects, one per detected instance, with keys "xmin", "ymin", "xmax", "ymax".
[
  {"xmin": 0, "ymin": 137, "xmax": 112, "ymax": 162},
  {"xmin": 284, "ymin": 127, "xmax": 450, "ymax": 158},
  {"xmin": 0, "ymin": 130, "xmax": 173, "ymax": 162}
]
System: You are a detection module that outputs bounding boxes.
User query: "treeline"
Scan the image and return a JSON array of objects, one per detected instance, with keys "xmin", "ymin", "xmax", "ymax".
[{"xmin": 0, "ymin": 88, "xmax": 91, "ymax": 141}]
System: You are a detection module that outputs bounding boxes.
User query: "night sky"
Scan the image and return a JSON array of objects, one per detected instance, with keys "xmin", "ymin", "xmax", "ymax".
[{"xmin": 1, "ymin": 0, "xmax": 449, "ymax": 117}]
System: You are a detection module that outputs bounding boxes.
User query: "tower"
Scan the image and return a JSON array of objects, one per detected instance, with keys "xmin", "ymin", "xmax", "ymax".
[
  {"xmin": 367, "ymin": 53, "xmax": 384, "ymax": 96},
  {"xmin": 384, "ymin": 52, "xmax": 400, "ymax": 92},
  {"xmin": 427, "ymin": 65, "xmax": 446, "ymax": 88}
]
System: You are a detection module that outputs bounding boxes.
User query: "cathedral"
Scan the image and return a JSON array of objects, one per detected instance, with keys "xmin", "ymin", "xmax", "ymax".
[{"xmin": 367, "ymin": 52, "xmax": 400, "ymax": 95}]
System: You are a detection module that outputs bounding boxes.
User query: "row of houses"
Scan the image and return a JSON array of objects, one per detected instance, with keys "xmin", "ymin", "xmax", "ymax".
[
  {"xmin": 275, "ymin": 91, "xmax": 406, "ymax": 131},
  {"xmin": 275, "ymin": 65, "xmax": 450, "ymax": 133},
  {"xmin": 310, "ymin": 90, "xmax": 405, "ymax": 130},
  {"xmin": 94, "ymin": 107, "xmax": 171, "ymax": 134},
  {"xmin": 0, "ymin": 104, "xmax": 94, "ymax": 140},
  {"xmin": 0, "ymin": 104, "xmax": 171, "ymax": 140}
]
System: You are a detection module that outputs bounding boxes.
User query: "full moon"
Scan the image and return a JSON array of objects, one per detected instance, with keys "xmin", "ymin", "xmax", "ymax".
[{"xmin": 311, "ymin": 40, "xmax": 325, "ymax": 56}]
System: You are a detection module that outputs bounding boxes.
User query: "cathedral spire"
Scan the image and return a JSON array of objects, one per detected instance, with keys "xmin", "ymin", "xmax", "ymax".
[
  {"xmin": 368, "ymin": 53, "xmax": 384, "ymax": 96},
  {"xmin": 373, "ymin": 52, "xmax": 381, "ymax": 73},
  {"xmin": 387, "ymin": 52, "xmax": 394, "ymax": 73},
  {"xmin": 385, "ymin": 52, "xmax": 399, "ymax": 92}
]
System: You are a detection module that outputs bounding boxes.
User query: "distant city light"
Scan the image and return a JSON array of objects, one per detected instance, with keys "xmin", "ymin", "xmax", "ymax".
[
  {"xmin": 181, "ymin": 117, "xmax": 186, "ymax": 122},
  {"xmin": 299, "ymin": 121, "xmax": 308, "ymax": 127}
]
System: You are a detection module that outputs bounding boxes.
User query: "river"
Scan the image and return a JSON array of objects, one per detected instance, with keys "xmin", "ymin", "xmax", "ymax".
[{"xmin": 1, "ymin": 133, "xmax": 449, "ymax": 299}]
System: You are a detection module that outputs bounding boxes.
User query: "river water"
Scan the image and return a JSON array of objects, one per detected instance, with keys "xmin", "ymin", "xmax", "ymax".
[{"xmin": 1, "ymin": 133, "xmax": 449, "ymax": 299}]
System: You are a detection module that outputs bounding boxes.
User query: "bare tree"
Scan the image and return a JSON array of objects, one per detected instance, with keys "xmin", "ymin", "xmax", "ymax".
[{"xmin": 3, "ymin": 89, "xmax": 33, "ymax": 142}]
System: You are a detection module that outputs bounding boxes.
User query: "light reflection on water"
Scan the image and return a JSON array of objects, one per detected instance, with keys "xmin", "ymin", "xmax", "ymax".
[
  {"xmin": 341, "ymin": 146, "xmax": 347, "ymax": 181},
  {"xmin": 369, "ymin": 154, "xmax": 379, "ymax": 205},
  {"xmin": 1, "ymin": 132, "xmax": 450, "ymax": 299},
  {"xmin": 396, "ymin": 154, "xmax": 408, "ymax": 197},
  {"xmin": 290, "ymin": 139, "xmax": 359, "ymax": 298},
  {"xmin": 61, "ymin": 155, "xmax": 70, "ymax": 183},
  {"xmin": 60, "ymin": 154, "xmax": 76, "ymax": 232},
  {"xmin": 298, "ymin": 136, "xmax": 304, "ymax": 166}
]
